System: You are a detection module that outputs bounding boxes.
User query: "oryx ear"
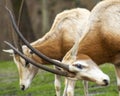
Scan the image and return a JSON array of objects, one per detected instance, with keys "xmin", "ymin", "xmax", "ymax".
[{"xmin": 3, "ymin": 49, "xmax": 14, "ymax": 54}]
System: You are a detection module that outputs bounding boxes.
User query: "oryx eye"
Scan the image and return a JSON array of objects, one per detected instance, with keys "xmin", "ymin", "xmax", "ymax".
[
  {"xmin": 25, "ymin": 61, "xmax": 30, "ymax": 68},
  {"xmin": 74, "ymin": 64, "xmax": 83, "ymax": 69}
]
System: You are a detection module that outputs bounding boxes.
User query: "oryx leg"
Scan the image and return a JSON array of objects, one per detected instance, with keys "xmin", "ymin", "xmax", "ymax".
[
  {"xmin": 54, "ymin": 74, "xmax": 61, "ymax": 96},
  {"xmin": 54, "ymin": 66, "xmax": 61, "ymax": 96},
  {"xmin": 83, "ymin": 80, "xmax": 89, "ymax": 96},
  {"xmin": 63, "ymin": 78, "xmax": 76, "ymax": 96},
  {"xmin": 114, "ymin": 65, "xmax": 120, "ymax": 96}
]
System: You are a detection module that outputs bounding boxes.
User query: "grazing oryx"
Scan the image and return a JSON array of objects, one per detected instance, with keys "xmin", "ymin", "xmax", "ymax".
[
  {"xmin": 61, "ymin": 0, "xmax": 120, "ymax": 96},
  {"xmin": 4, "ymin": 8, "xmax": 90, "ymax": 93},
  {"xmin": 4, "ymin": 6, "xmax": 109, "ymax": 96}
]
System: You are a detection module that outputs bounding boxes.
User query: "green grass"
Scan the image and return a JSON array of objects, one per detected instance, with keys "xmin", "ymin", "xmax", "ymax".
[{"xmin": 0, "ymin": 61, "xmax": 119, "ymax": 96}]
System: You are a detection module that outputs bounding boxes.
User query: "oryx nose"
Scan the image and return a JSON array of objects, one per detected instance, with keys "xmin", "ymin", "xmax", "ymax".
[
  {"xmin": 103, "ymin": 79, "xmax": 109, "ymax": 86},
  {"xmin": 20, "ymin": 85, "xmax": 25, "ymax": 91}
]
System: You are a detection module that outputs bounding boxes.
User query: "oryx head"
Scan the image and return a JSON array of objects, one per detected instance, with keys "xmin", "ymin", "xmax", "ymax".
[
  {"xmin": 3, "ymin": 46, "xmax": 39, "ymax": 90},
  {"xmin": 62, "ymin": 54, "xmax": 110, "ymax": 86}
]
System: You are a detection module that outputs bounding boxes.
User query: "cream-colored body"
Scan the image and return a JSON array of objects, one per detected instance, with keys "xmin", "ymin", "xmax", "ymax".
[{"xmin": 62, "ymin": 0, "xmax": 120, "ymax": 96}]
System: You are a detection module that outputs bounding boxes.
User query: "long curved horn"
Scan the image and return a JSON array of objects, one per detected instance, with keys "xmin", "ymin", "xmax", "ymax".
[
  {"xmin": 5, "ymin": 7, "xmax": 70, "ymax": 71},
  {"xmin": 5, "ymin": 41, "xmax": 74, "ymax": 77}
]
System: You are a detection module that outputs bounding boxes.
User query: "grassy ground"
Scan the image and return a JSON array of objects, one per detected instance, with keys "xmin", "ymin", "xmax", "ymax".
[{"xmin": 0, "ymin": 61, "xmax": 119, "ymax": 96}]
